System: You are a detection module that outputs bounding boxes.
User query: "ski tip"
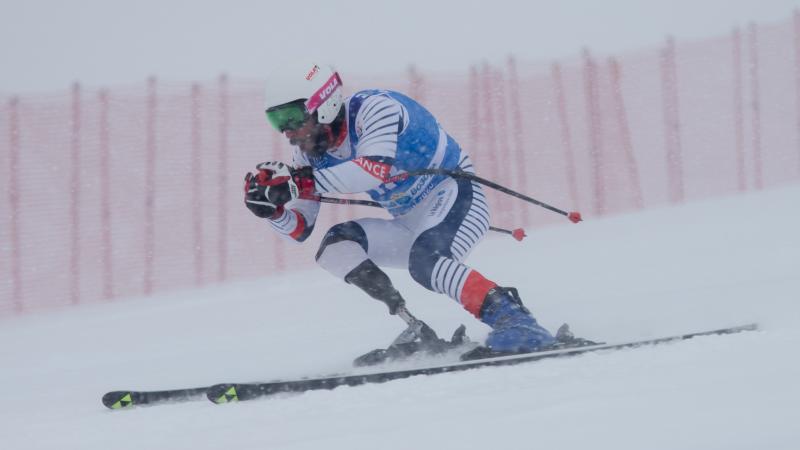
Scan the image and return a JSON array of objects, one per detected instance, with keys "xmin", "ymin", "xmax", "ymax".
[
  {"xmin": 730, "ymin": 323, "xmax": 759, "ymax": 333},
  {"xmin": 207, "ymin": 384, "xmax": 240, "ymax": 404},
  {"xmin": 102, "ymin": 391, "xmax": 135, "ymax": 410}
]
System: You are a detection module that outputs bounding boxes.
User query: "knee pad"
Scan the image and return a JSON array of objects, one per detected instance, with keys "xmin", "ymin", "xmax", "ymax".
[{"xmin": 315, "ymin": 221, "xmax": 368, "ymax": 261}]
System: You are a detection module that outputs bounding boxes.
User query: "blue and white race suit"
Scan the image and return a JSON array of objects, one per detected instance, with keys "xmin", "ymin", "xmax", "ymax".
[{"xmin": 268, "ymin": 90, "xmax": 492, "ymax": 313}]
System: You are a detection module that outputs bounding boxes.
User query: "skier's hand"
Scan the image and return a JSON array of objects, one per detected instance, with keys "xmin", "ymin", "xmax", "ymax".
[
  {"xmin": 244, "ymin": 162, "xmax": 316, "ymax": 219},
  {"xmin": 244, "ymin": 162, "xmax": 292, "ymax": 219}
]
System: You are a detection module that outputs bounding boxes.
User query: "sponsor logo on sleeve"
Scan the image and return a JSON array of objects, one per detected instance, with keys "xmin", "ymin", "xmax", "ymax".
[{"xmin": 353, "ymin": 157, "xmax": 391, "ymax": 182}]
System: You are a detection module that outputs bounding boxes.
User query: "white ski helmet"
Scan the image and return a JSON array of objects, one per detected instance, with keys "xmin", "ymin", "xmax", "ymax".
[{"xmin": 263, "ymin": 62, "xmax": 343, "ymax": 127}]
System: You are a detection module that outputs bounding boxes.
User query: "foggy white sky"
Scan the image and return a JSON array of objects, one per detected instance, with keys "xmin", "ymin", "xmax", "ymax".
[{"xmin": 1, "ymin": 0, "xmax": 798, "ymax": 94}]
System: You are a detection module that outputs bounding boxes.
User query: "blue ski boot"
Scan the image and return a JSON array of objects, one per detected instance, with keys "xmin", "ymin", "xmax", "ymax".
[{"xmin": 480, "ymin": 287, "xmax": 554, "ymax": 353}]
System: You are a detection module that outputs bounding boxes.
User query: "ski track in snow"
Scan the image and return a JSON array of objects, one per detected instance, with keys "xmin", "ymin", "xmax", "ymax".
[{"xmin": 1, "ymin": 186, "xmax": 799, "ymax": 450}]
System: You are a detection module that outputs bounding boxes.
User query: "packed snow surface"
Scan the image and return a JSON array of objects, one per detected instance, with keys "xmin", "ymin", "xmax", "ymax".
[{"xmin": 1, "ymin": 185, "xmax": 799, "ymax": 450}]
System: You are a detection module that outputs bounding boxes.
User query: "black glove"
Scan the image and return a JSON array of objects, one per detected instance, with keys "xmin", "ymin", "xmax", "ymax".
[{"xmin": 243, "ymin": 162, "xmax": 314, "ymax": 219}]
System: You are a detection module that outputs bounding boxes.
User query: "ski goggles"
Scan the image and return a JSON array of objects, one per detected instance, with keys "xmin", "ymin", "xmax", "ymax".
[{"xmin": 265, "ymin": 100, "xmax": 311, "ymax": 132}]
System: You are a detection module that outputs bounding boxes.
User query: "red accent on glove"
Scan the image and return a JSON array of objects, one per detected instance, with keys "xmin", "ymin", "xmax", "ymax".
[
  {"xmin": 256, "ymin": 168, "xmax": 290, "ymax": 187},
  {"xmin": 293, "ymin": 172, "xmax": 316, "ymax": 197}
]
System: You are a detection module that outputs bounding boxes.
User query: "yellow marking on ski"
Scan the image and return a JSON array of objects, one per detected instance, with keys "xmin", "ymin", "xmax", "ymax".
[
  {"xmin": 215, "ymin": 386, "xmax": 238, "ymax": 403},
  {"xmin": 111, "ymin": 393, "xmax": 133, "ymax": 409}
]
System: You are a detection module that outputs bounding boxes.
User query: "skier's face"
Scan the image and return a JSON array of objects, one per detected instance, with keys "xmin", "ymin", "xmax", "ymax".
[{"xmin": 284, "ymin": 117, "xmax": 334, "ymax": 157}]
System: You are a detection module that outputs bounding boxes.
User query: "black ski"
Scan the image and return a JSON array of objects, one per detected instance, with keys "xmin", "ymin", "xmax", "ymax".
[
  {"xmin": 102, "ymin": 387, "xmax": 208, "ymax": 410},
  {"xmin": 206, "ymin": 323, "xmax": 757, "ymax": 404}
]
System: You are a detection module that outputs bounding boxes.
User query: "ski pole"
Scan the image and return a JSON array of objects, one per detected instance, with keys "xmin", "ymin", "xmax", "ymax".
[
  {"xmin": 301, "ymin": 194, "xmax": 527, "ymax": 241},
  {"xmin": 386, "ymin": 169, "xmax": 583, "ymax": 224}
]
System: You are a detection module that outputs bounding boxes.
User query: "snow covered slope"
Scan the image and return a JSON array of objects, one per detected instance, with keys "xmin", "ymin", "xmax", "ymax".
[{"xmin": 1, "ymin": 185, "xmax": 799, "ymax": 450}]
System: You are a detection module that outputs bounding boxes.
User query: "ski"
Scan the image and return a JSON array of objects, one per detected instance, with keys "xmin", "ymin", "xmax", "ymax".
[
  {"xmin": 102, "ymin": 387, "xmax": 208, "ymax": 410},
  {"xmin": 206, "ymin": 323, "xmax": 758, "ymax": 405}
]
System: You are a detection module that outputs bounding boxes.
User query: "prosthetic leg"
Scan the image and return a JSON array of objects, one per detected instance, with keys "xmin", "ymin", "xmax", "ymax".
[{"xmin": 344, "ymin": 260, "xmax": 473, "ymax": 366}]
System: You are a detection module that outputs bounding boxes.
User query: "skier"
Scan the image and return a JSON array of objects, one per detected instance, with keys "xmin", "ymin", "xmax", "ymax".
[{"xmin": 244, "ymin": 62, "xmax": 555, "ymax": 354}]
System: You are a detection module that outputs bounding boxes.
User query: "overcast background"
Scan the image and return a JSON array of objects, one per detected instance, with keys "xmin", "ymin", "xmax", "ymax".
[{"xmin": 1, "ymin": 0, "xmax": 799, "ymax": 94}]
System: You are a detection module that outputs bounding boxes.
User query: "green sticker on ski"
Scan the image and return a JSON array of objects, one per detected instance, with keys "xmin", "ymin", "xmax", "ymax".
[
  {"xmin": 215, "ymin": 386, "xmax": 238, "ymax": 403},
  {"xmin": 111, "ymin": 393, "xmax": 133, "ymax": 409}
]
